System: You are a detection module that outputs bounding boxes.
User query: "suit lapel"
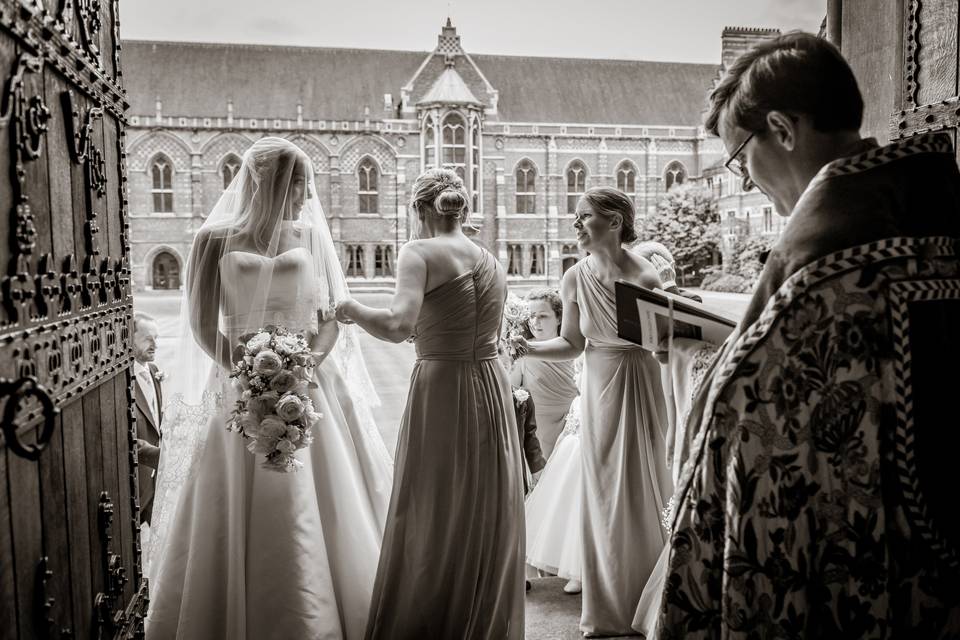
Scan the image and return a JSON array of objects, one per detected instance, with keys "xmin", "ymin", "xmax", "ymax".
[{"xmin": 134, "ymin": 373, "xmax": 159, "ymax": 435}]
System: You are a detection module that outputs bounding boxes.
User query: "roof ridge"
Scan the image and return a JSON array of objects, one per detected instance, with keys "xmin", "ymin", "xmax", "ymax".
[{"xmin": 121, "ymin": 38, "xmax": 719, "ymax": 67}]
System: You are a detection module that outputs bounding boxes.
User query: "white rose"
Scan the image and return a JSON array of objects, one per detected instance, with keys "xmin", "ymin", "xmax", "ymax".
[
  {"xmin": 273, "ymin": 335, "xmax": 302, "ymax": 356},
  {"xmin": 246, "ymin": 332, "xmax": 272, "ymax": 354},
  {"xmin": 253, "ymin": 350, "xmax": 283, "ymax": 377},
  {"xmin": 284, "ymin": 425, "xmax": 301, "ymax": 442},
  {"xmin": 513, "ymin": 388, "xmax": 530, "ymax": 404},
  {"xmin": 276, "ymin": 394, "xmax": 305, "ymax": 422},
  {"xmin": 275, "ymin": 439, "xmax": 296, "ymax": 454}
]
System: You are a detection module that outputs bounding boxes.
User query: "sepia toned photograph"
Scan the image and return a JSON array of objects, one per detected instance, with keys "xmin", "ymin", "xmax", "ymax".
[{"xmin": 2, "ymin": 0, "xmax": 959, "ymax": 637}]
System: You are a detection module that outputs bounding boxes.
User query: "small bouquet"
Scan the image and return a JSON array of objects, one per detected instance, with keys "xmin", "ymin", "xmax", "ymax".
[
  {"xmin": 500, "ymin": 293, "xmax": 532, "ymax": 363},
  {"xmin": 228, "ymin": 325, "xmax": 324, "ymax": 472}
]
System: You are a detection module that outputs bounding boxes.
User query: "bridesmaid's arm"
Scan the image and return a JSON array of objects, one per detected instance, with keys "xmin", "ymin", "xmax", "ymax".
[
  {"xmin": 524, "ymin": 268, "xmax": 585, "ymax": 362},
  {"xmin": 309, "ymin": 316, "xmax": 339, "ymax": 365},
  {"xmin": 337, "ymin": 244, "xmax": 426, "ymax": 344}
]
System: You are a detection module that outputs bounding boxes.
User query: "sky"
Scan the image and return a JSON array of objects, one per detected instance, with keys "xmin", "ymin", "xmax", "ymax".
[{"xmin": 119, "ymin": 0, "xmax": 826, "ymax": 64}]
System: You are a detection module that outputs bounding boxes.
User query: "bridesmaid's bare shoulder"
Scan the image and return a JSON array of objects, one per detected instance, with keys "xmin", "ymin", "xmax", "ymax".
[
  {"xmin": 624, "ymin": 252, "xmax": 661, "ymax": 289},
  {"xmin": 560, "ymin": 262, "xmax": 580, "ymax": 304}
]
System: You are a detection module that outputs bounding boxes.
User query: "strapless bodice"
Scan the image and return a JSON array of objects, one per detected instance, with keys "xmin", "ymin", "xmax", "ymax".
[
  {"xmin": 412, "ymin": 251, "xmax": 505, "ymax": 362},
  {"xmin": 219, "ymin": 247, "xmax": 319, "ymax": 337}
]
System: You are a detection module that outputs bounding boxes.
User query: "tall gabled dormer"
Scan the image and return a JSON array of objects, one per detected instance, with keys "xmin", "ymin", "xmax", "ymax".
[{"xmin": 403, "ymin": 20, "xmax": 495, "ymax": 214}]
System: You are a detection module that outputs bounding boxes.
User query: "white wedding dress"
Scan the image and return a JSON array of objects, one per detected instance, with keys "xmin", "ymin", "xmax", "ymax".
[{"xmin": 147, "ymin": 247, "xmax": 394, "ymax": 640}]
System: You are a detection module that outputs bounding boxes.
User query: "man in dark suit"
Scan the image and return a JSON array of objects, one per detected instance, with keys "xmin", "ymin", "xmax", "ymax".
[{"xmin": 132, "ymin": 311, "xmax": 163, "ymax": 525}]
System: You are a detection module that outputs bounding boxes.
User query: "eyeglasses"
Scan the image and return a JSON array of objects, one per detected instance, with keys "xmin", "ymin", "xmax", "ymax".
[{"xmin": 723, "ymin": 131, "xmax": 755, "ymax": 178}]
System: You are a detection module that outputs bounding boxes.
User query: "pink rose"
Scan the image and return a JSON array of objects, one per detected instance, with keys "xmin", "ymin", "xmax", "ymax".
[
  {"xmin": 275, "ymin": 439, "xmax": 296, "ymax": 454},
  {"xmin": 259, "ymin": 415, "xmax": 287, "ymax": 438},
  {"xmin": 253, "ymin": 350, "xmax": 283, "ymax": 377},
  {"xmin": 247, "ymin": 437, "xmax": 278, "ymax": 456},
  {"xmin": 239, "ymin": 411, "xmax": 261, "ymax": 435},
  {"xmin": 270, "ymin": 370, "xmax": 298, "ymax": 394},
  {"xmin": 276, "ymin": 394, "xmax": 305, "ymax": 422}
]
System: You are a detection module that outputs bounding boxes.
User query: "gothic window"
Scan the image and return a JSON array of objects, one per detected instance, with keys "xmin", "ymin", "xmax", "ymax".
[
  {"xmin": 374, "ymin": 245, "xmax": 395, "ymax": 277},
  {"xmin": 423, "ymin": 115, "xmax": 436, "ymax": 169},
  {"xmin": 441, "ymin": 113, "xmax": 467, "ymax": 181},
  {"xmin": 507, "ymin": 244, "xmax": 523, "ymax": 275},
  {"xmin": 150, "ymin": 155, "xmax": 174, "ymax": 213},
  {"xmin": 566, "ymin": 161, "xmax": 587, "ymax": 214},
  {"xmin": 221, "ymin": 154, "xmax": 241, "ymax": 190},
  {"xmin": 471, "ymin": 118, "xmax": 481, "ymax": 213},
  {"xmin": 358, "ymin": 158, "xmax": 379, "ymax": 214},
  {"xmin": 346, "ymin": 245, "xmax": 365, "ymax": 277},
  {"xmin": 664, "ymin": 161, "xmax": 687, "ymax": 191},
  {"xmin": 515, "ymin": 160, "xmax": 536, "ymax": 214},
  {"xmin": 529, "ymin": 244, "xmax": 546, "ymax": 276},
  {"xmin": 616, "ymin": 161, "xmax": 637, "ymax": 197}
]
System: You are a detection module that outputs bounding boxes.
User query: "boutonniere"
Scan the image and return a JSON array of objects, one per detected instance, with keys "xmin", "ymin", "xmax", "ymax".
[
  {"xmin": 153, "ymin": 369, "xmax": 166, "ymax": 383},
  {"xmin": 512, "ymin": 388, "xmax": 530, "ymax": 407}
]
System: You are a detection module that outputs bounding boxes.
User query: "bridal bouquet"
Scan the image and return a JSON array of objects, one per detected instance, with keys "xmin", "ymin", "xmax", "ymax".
[
  {"xmin": 228, "ymin": 325, "xmax": 324, "ymax": 472},
  {"xmin": 500, "ymin": 293, "xmax": 532, "ymax": 363}
]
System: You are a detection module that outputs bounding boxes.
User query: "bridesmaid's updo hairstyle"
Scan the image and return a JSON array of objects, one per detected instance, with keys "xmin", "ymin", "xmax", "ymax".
[
  {"xmin": 580, "ymin": 187, "xmax": 639, "ymax": 244},
  {"xmin": 411, "ymin": 168, "xmax": 469, "ymax": 220}
]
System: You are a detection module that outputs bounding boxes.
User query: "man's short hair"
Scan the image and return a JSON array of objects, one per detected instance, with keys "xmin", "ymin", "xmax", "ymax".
[
  {"xmin": 705, "ymin": 31, "xmax": 863, "ymax": 137},
  {"xmin": 133, "ymin": 311, "xmax": 156, "ymax": 333}
]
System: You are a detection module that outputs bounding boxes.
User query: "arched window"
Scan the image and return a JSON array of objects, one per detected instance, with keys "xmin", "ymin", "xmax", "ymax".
[
  {"xmin": 664, "ymin": 161, "xmax": 687, "ymax": 191},
  {"xmin": 346, "ymin": 245, "xmax": 365, "ymax": 277},
  {"xmin": 150, "ymin": 155, "xmax": 174, "ymax": 213},
  {"xmin": 374, "ymin": 245, "xmax": 394, "ymax": 277},
  {"xmin": 358, "ymin": 158, "xmax": 379, "ymax": 214},
  {"xmin": 441, "ymin": 113, "xmax": 466, "ymax": 181},
  {"xmin": 515, "ymin": 160, "xmax": 536, "ymax": 214},
  {"xmin": 529, "ymin": 244, "xmax": 546, "ymax": 276},
  {"xmin": 471, "ymin": 118, "xmax": 481, "ymax": 213},
  {"xmin": 616, "ymin": 161, "xmax": 637, "ymax": 197},
  {"xmin": 507, "ymin": 244, "xmax": 523, "ymax": 275},
  {"xmin": 220, "ymin": 154, "xmax": 241, "ymax": 190},
  {"xmin": 423, "ymin": 115, "xmax": 436, "ymax": 169},
  {"xmin": 566, "ymin": 161, "xmax": 587, "ymax": 214},
  {"xmin": 151, "ymin": 250, "xmax": 181, "ymax": 289}
]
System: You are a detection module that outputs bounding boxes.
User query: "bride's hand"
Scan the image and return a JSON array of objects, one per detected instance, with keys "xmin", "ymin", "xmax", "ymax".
[{"xmin": 335, "ymin": 300, "xmax": 356, "ymax": 324}]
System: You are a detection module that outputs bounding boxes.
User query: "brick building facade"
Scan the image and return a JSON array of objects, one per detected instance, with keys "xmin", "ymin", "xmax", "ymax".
[{"xmin": 123, "ymin": 21, "xmax": 774, "ymax": 291}]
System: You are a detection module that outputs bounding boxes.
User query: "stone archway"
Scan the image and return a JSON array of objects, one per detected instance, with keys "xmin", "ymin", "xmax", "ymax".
[{"xmin": 152, "ymin": 250, "xmax": 181, "ymax": 289}]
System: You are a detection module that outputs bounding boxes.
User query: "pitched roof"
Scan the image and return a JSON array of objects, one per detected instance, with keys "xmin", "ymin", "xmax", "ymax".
[
  {"xmin": 121, "ymin": 40, "xmax": 718, "ymax": 126},
  {"xmin": 417, "ymin": 65, "xmax": 483, "ymax": 107}
]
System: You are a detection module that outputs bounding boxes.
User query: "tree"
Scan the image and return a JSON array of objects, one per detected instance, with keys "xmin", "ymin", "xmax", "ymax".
[
  {"xmin": 640, "ymin": 182, "xmax": 721, "ymax": 280},
  {"xmin": 732, "ymin": 235, "xmax": 772, "ymax": 280}
]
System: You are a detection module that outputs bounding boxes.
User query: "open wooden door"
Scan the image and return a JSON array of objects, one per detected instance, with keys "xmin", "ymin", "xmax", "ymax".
[
  {"xmin": 838, "ymin": 0, "xmax": 960, "ymax": 156},
  {"xmin": 0, "ymin": 0, "xmax": 144, "ymax": 638}
]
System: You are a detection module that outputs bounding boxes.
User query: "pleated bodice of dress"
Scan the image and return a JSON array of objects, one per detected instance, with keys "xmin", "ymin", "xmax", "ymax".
[{"xmin": 412, "ymin": 250, "xmax": 504, "ymax": 362}]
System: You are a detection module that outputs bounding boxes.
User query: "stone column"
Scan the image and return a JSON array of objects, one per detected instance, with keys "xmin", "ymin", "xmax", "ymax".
[{"xmin": 495, "ymin": 164, "xmax": 508, "ymax": 264}]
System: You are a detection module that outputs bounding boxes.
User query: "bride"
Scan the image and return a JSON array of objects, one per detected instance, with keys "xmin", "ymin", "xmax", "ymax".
[{"xmin": 146, "ymin": 137, "xmax": 393, "ymax": 639}]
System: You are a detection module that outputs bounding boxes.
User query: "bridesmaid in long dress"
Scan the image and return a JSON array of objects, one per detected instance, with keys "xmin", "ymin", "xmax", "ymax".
[
  {"xmin": 514, "ymin": 187, "xmax": 673, "ymax": 636},
  {"xmin": 510, "ymin": 289, "xmax": 579, "ymax": 459},
  {"xmin": 337, "ymin": 168, "xmax": 525, "ymax": 640}
]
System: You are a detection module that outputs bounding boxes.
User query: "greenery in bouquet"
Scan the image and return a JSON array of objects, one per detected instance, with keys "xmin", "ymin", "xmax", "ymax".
[
  {"xmin": 228, "ymin": 325, "xmax": 324, "ymax": 472},
  {"xmin": 500, "ymin": 293, "xmax": 532, "ymax": 363}
]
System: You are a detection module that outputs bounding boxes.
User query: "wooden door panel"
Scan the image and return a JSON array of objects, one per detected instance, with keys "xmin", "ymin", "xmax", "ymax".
[
  {"xmin": 914, "ymin": 0, "xmax": 958, "ymax": 107},
  {"xmin": 7, "ymin": 442, "xmax": 44, "ymax": 640},
  {"xmin": 37, "ymin": 410, "xmax": 76, "ymax": 636},
  {"xmin": 892, "ymin": 0, "xmax": 960, "ymax": 143},
  {"xmin": 61, "ymin": 397, "xmax": 94, "ymax": 638}
]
